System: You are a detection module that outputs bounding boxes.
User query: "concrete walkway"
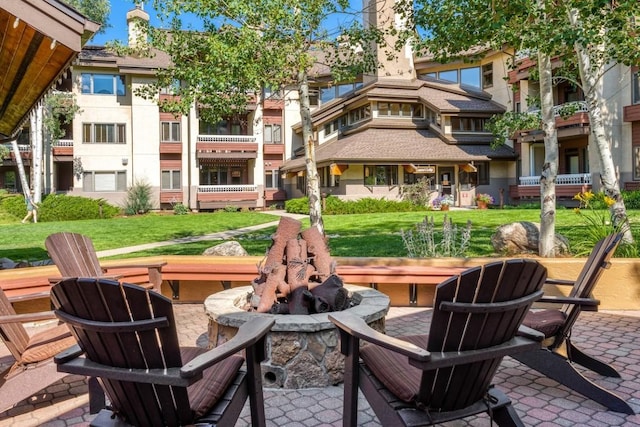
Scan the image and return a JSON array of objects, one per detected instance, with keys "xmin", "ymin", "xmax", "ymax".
[{"xmin": 95, "ymin": 210, "xmax": 308, "ymax": 258}]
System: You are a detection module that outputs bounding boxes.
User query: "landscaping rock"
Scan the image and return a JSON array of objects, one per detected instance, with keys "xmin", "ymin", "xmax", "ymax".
[
  {"xmin": 202, "ymin": 241, "xmax": 249, "ymax": 256},
  {"xmin": 491, "ymin": 222, "xmax": 569, "ymax": 255}
]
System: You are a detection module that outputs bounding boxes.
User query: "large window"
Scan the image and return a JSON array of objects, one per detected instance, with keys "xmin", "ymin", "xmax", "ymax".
[
  {"xmin": 264, "ymin": 124, "xmax": 282, "ymax": 144},
  {"xmin": 83, "ymin": 171, "xmax": 127, "ymax": 192},
  {"xmin": 319, "ymin": 81, "xmax": 363, "ymax": 104},
  {"xmin": 83, "ymin": 123, "xmax": 126, "ymax": 144},
  {"xmin": 364, "ymin": 165, "xmax": 398, "ymax": 186},
  {"xmin": 460, "ymin": 67, "xmax": 481, "ymax": 89},
  {"xmin": 450, "ymin": 117, "xmax": 487, "ymax": 132},
  {"xmin": 81, "ymin": 73, "xmax": 126, "ymax": 95},
  {"xmin": 633, "ymin": 71, "xmax": 640, "ymax": 105},
  {"xmin": 265, "ymin": 169, "xmax": 280, "ymax": 188},
  {"xmin": 161, "ymin": 122, "xmax": 181, "ymax": 142},
  {"xmin": 199, "ymin": 119, "xmax": 243, "ymax": 135},
  {"xmin": 161, "ymin": 170, "xmax": 181, "ymax": 190}
]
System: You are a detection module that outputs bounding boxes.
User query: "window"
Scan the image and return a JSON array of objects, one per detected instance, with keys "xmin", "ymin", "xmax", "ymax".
[
  {"xmin": 482, "ymin": 63, "xmax": 493, "ymax": 88},
  {"xmin": 460, "ymin": 67, "xmax": 481, "ymax": 89},
  {"xmin": 265, "ymin": 169, "xmax": 280, "ymax": 189},
  {"xmin": 264, "ymin": 124, "xmax": 282, "ymax": 144},
  {"xmin": 364, "ymin": 165, "xmax": 398, "ymax": 186},
  {"xmin": 323, "ymin": 117, "xmax": 344, "ymax": 136},
  {"xmin": 378, "ymin": 103, "xmax": 421, "ymax": 118},
  {"xmin": 633, "ymin": 71, "xmax": 640, "ymax": 105},
  {"xmin": 81, "ymin": 73, "xmax": 125, "ymax": 95},
  {"xmin": 318, "ymin": 81, "xmax": 362, "ymax": 105},
  {"xmin": 438, "ymin": 70, "xmax": 458, "ymax": 83},
  {"xmin": 160, "ymin": 80, "xmax": 180, "ymax": 95},
  {"xmin": 477, "ymin": 162, "xmax": 490, "ymax": 185},
  {"xmin": 83, "ymin": 123, "xmax": 126, "ymax": 144},
  {"xmin": 161, "ymin": 122, "xmax": 181, "ymax": 142},
  {"xmin": 451, "ymin": 117, "xmax": 487, "ymax": 132},
  {"xmin": 348, "ymin": 105, "xmax": 371, "ymax": 124},
  {"xmin": 161, "ymin": 170, "xmax": 181, "ymax": 190},
  {"xmin": 82, "ymin": 171, "xmax": 126, "ymax": 192}
]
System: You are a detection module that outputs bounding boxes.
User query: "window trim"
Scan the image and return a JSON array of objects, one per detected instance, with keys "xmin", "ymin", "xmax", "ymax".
[
  {"xmin": 82, "ymin": 123, "xmax": 126, "ymax": 144},
  {"xmin": 81, "ymin": 73, "xmax": 126, "ymax": 96},
  {"xmin": 82, "ymin": 171, "xmax": 127, "ymax": 192},
  {"xmin": 161, "ymin": 121, "xmax": 181, "ymax": 142},
  {"xmin": 363, "ymin": 165, "xmax": 398, "ymax": 186}
]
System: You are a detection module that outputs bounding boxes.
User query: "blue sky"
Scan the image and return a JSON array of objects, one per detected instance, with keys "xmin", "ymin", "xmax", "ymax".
[{"xmin": 89, "ymin": 0, "xmax": 362, "ymax": 45}]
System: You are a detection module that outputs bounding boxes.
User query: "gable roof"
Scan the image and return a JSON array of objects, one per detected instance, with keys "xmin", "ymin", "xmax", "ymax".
[{"xmin": 0, "ymin": 0, "xmax": 99, "ymax": 138}]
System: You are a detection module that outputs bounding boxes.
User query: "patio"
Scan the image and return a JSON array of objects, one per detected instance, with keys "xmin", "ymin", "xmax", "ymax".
[{"xmin": 1, "ymin": 304, "xmax": 640, "ymax": 426}]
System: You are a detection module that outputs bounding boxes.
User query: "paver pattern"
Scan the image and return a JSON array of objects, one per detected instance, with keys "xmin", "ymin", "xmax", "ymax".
[{"xmin": 1, "ymin": 305, "xmax": 640, "ymax": 426}]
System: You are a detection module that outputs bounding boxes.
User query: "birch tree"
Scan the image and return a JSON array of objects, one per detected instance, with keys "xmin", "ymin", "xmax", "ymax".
[{"xmin": 135, "ymin": 0, "xmax": 385, "ymax": 233}]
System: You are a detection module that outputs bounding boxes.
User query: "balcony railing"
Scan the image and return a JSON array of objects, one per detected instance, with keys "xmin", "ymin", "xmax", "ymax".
[
  {"xmin": 528, "ymin": 101, "xmax": 588, "ymax": 118},
  {"xmin": 54, "ymin": 139, "xmax": 74, "ymax": 147},
  {"xmin": 519, "ymin": 173, "xmax": 591, "ymax": 186},
  {"xmin": 198, "ymin": 185, "xmax": 258, "ymax": 193},
  {"xmin": 197, "ymin": 135, "xmax": 256, "ymax": 143}
]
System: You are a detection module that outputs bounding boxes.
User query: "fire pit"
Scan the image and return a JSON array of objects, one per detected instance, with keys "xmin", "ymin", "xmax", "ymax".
[{"xmin": 204, "ymin": 284, "xmax": 389, "ymax": 388}]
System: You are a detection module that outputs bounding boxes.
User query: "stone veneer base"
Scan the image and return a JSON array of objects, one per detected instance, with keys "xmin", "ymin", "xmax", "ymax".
[{"xmin": 204, "ymin": 284, "xmax": 390, "ymax": 388}]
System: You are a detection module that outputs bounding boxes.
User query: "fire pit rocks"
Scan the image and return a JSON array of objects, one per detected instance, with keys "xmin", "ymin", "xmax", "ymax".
[{"xmin": 204, "ymin": 284, "xmax": 389, "ymax": 388}]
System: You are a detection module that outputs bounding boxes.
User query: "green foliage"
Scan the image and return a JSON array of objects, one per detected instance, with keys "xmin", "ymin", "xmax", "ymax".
[
  {"xmin": 4, "ymin": 194, "xmax": 120, "ymax": 222},
  {"xmin": 123, "ymin": 181, "xmax": 153, "ymax": 215},
  {"xmin": 401, "ymin": 215, "xmax": 472, "ymax": 258},
  {"xmin": 65, "ymin": 0, "xmax": 111, "ymax": 32},
  {"xmin": 622, "ymin": 190, "xmax": 640, "ymax": 210},
  {"xmin": 0, "ymin": 144, "xmax": 9, "ymax": 166},
  {"xmin": 486, "ymin": 111, "xmax": 541, "ymax": 148},
  {"xmin": 43, "ymin": 92, "xmax": 81, "ymax": 142},
  {"xmin": 285, "ymin": 196, "xmax": 426, "ymax": 215},
  {"xmin": 400, "ymin": 177, "xmax": 437, "ymax": 207},
  {"xmin": 172, "ymin": 202, "xmax": 189, "ymax": 215},
  {"xmin": 0, "ymin": 194, "xmax": 28, "ymax": 219},
  {"xmin": 571, "ymin": 191, "xmax": 626, "ymax": 255},
  {"xmin": 223, "ymin": 205, "xmax": 241, "ymax": 212}
]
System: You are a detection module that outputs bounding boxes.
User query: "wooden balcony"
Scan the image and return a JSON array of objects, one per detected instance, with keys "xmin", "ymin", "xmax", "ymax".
[
  {"xmin": 263, "ymin": 143, "xmax": 284, "ymax": 155},
  {"xmin": 509, "ymin": 173, "xmax": 592, "ymax": 200},
  {"xmin": 160, "ymin": 141, "xmax": 183, "ymax": 154},
  {"xmin": 196, "ymin": 135, "xmax": 258, "ymax": 159},
  {"xmin": 197, "ymin": 184, "xmax": 260, "ymax": 209},
  {"xmin": 52, "ymin": 139, "xmax": 73, "ymax": 157},
  {"xmin": 516, "ymin": 102, "xmax": 590, "ymax": 142}
]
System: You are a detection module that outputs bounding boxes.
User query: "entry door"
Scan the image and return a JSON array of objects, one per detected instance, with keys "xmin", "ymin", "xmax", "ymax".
[{"xmin": 439, "ymin": 166, "xmax": 455, "ymax": 197}]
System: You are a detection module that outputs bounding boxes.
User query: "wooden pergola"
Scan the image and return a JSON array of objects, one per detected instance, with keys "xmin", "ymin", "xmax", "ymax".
[{"xmin": 0, "ymin": 0, "xmax": 99, "ymax": 138}]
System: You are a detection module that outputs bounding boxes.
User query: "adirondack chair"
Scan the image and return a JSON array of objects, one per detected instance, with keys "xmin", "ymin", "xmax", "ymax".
[
  {"xmin": 45, "ymin": 232, "xmax": 166, "ymax": 291},
  {"xmin": 51, "ymin": 277, "xmax": 274, "ymax": 427},
  {"xmin": 513, "ymin": 232, "xmax": 634, "ymax": 414},
  {"xmin": 330, "ymin": 259, "xmax": 547, "ymax": 426},
  {"xmin": 0, "ymin": 286, "xmax": 103, "ymax": 413}
]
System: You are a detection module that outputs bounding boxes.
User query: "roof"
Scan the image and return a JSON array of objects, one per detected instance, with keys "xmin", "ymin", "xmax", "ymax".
[
  {"xmin": 76, "ymin": 45, "xmax": 171, "ymax": 74},
  {"xmin": 0, "ymin": 0, "xmax": 99, "ymax": 138},
  {"xmin": 281, "ymin": 128, "xmax": 516, "ymax": 171}
]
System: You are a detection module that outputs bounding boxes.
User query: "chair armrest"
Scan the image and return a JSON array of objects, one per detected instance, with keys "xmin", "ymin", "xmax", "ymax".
[
  {"xmin": 0, "ymin": 310, "xmax": 57, "ymax": 324},
  {"xmin": 49, "ymin": 275, "xmax": 123, "ymax": 284},
  {"xmin": 538, "ymin": 295, "xmax": 599, "ymax": 307},
  {"xmin": 180, "ymin": 316, "xmax": 275, "ymax": 378},
  {"xmin": 329, "ymin": 311, "xmax": 431, "ymax": 362},
  {"xmin": 54, "ymin": 344, "xmax": 85, "ymax": 364},
  {"xmin": 517, "ymin": 325, "xmax": 545, "ymax": 341},
  {"xmin": 545, "ymin": 278, "xmax": 575, "ymax": 286},
  {"xmin": 104, "ymin": 262, "xmax": 167, "ymax": 270}
]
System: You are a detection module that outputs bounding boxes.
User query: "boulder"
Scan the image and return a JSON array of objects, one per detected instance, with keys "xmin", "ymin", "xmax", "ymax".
[
  {"xmin": 202, "ymin": 241, "xmax": 249, "ymax": 257},
  {"xmin": 491, "ymin": 222, "xmax": 569, "ymax": 256}
]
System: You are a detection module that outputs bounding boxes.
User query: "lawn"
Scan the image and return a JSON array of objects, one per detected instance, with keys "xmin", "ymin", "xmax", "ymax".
[{"xmin": 2, "ymin": 207, "xmax": 637, "ymax": 262}]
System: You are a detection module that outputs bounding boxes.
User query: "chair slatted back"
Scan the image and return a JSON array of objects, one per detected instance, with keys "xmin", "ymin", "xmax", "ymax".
[
  {"xmin": 0, "ymin": 287, "xmax": 29, "ymax": 360},
  {"xmin": 45, "ymin": 232, "xmax": 104, "ymax": 278},
  {"xmin": 51, "ymin": 278, "xmax": 191, "ymax": 426},
  {"xmin": 558, "ymin": 232, "xmax": 623, "ymax": 343},
  {"xmin": 423, "ymin": 259, "xmax": 547, "ymax": 411}
]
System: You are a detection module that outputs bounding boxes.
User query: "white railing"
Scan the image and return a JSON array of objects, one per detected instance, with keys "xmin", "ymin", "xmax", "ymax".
[
  {"xmin": 197, "ymin": 135, "xmax": 257, "ymax": 143},
  {"xmin": 198, "ymin": 185, "xmax": 258, "ymax": 193},
  {"xmin": 519, "ymin": 173, "xmax": 592, "ymax": 186},
  {"xmin": 55, "ymin": 139, "xmax": 74, "ymax": 147},
  {"xmin": 528, "ymin": 101, "xmax": 588, "ymax": 118}
]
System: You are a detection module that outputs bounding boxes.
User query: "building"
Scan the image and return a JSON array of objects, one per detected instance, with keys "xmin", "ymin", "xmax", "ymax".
[{"xmin": 2, "ymin": 4, "xmax": 638, "ymax": 209}]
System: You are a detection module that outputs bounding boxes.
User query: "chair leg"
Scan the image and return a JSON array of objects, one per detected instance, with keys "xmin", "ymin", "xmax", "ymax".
[
  {"xmin": 88, "ymin": 377, "xmax": 106, "ymax": 414},
  {"xmin": 513, "ymin": 350, "xmax": 635, "ymax": 414},
  {"xmin": 567, "ymin": 341, "xmax": 622, "ymax": 378},
  {"xmin": 492, "ymin": 404, "xmax": 524, "ymax": 427}
]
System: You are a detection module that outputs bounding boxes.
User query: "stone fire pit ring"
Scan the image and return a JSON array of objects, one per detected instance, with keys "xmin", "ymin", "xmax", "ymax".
[{"xmin": 204, "ymin": 284, "xmax": 390, "ymax": 388}]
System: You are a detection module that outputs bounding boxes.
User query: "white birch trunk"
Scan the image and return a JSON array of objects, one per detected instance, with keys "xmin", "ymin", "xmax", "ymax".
[
  {"xmin": 33, "ymin": 105, "xmax": 43, "ymax": 203},
  {"xmin": 538, "ymin": 51, "xmax": 559, "ymax": 257},
  {"xmin": 568, "ymin": 7, "xmax": 632, "ymax": 242},
  {"xmin": 298, "ymin": 70, "xmax": 324, "ymax": 234},
  {"xmin": 11, "ymin": 138, "xmax": 30, "ymax": 197}
]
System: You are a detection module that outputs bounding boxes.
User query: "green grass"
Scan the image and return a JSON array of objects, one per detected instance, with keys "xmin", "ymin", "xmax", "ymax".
[{"xmin": 2, "ymin": 208, "xmax": 639, "ymax": 262}]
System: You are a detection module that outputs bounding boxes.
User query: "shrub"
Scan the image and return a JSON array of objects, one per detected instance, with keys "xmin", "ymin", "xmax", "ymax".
[
  {"xmin": 475, "ymin": 193, "xmax": 495, "ymax": 204},
  {"xmin": 400, "ymin": 177, "xmax": 436, "ymax": 207},
  {"xmin": 285, "ymin": 197, "xmax": 310, "ymax": 214},
  {"xmin": 622, "ymin": 190, "xmax": 640, "ymax": 209},
  {"xmin": 38, "ymin": 194, "xmax": 120, "ymax": 221},
  {"xmin": 401, "ymin": 215, "xmax": 472, "ymax": 258},
  {"xmin": 123, "ymin": 180, "xmax": 153, "ymax": 215},
  {"xmin": 0, "ymin": 194, "xmax": 29, "ymax": 219},
  {"xmin": 223, "ymin": 205, "xmax": 240, "ymax": 212},
  {"xmin": 172, "ymin": 202, "xmax": 189, "ymax": 215},
  {"xmin": 285, "ymin": 196, "xmax": 426, "ymax": 215}
]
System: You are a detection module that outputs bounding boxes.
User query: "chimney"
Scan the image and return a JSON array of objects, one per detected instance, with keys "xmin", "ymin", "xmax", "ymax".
[
  {"xmin": 362, "ymin": 0, "xmax": 415, "ymax": 84},
  {"xmin": 127, "ymin": 3, "xmax": 149, "ymax": 48}
]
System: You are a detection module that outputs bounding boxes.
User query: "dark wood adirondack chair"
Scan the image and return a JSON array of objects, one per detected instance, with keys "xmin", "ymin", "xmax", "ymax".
[
  {"xmin": 45, "ymin": 232, "xmax": 166, "ymax": 291},
  {"xmin": 51, "ymin": 277, "xmax": 274, "ymax": 427},
  {"xmin": 514, "ymin": 232, "xmax": 634, "ymax": 414},
  {"xmin": 0, "ymin": 285, "xmax": 104, "ymax": 412},
  {"xmin": 330, "ymin": 259, "xmax": 547, "ymax": 426}
]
